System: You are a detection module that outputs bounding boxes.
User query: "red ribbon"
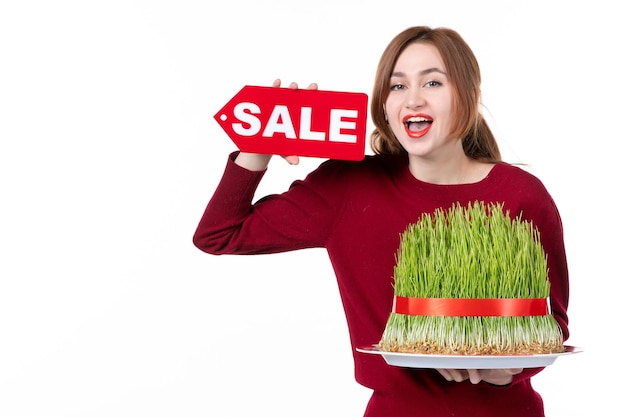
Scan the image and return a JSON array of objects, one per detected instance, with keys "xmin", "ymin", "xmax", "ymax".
[{"xmin": 392, "ymin": 296, "xmax": 549, "ymax": 317}]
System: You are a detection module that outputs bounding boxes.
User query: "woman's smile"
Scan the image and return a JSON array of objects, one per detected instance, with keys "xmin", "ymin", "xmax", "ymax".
[{"xmin": 403, "ymin": 113, "xmax": 433, "ymax": 138}]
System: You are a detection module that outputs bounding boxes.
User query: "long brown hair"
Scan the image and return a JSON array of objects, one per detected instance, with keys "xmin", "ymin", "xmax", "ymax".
[{"xmin": 370, "ymin": 26, "xmax": 501, "ymax": 163}]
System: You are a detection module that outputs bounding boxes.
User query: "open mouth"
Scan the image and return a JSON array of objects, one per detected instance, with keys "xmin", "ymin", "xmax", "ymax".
[{"xmin": 403, "ymin": 115, "xmax": 432, "ymax": 138}]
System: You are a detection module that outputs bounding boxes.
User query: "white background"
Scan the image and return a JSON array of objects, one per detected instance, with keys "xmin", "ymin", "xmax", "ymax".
[{"xmin": 1, "ymin": 1, "xmax": 622, "ymax": 416}]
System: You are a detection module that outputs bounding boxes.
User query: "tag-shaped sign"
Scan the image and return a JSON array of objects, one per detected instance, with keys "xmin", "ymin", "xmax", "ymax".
[{"xmin": 214, "ymin": 85, "xmax": 368, "ymax": 160}]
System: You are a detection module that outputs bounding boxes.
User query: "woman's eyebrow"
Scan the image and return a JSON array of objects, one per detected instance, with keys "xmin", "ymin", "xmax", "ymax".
[{"xmin": 391, "ymin": 67, "xmax": 447, "ymax": 78}]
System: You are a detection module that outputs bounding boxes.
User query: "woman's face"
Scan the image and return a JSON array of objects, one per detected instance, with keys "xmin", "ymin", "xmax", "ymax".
[{"xmin": 385, "ymin": 42, "xmax": 458, "ymax": 161}]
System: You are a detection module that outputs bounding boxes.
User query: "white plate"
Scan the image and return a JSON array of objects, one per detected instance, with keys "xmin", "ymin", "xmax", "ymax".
[{"xmin": 356, "ymin": 345, "xmax": 582, "ymax": 369}]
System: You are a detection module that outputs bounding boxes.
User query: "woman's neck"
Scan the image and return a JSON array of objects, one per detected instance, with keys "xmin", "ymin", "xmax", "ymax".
[{"xmin": 408, "ymin": 154, "xmax": 494, "ymax": 185}]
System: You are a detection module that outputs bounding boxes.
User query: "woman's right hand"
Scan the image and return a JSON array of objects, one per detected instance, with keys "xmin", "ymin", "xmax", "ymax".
[{"xmin": 233, "ymin": 79, "xmax": 318, "ymax": 171}]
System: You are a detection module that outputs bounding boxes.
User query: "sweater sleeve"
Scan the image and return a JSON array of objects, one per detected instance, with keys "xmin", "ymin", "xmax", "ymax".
[
  {"xmin": 510, "ymin": 178, "xmax": 570, "ymax": 386},
  {"xmin": 538, "ymin": 197, "xmax": 569, "ymax": 341},
  {"xmin": 192, "ymin": 152, "xmax": 341, "ymax": 255},
  {"xmin": 519, "ymin": 187, "xmax": 570, "ymax": 342}
]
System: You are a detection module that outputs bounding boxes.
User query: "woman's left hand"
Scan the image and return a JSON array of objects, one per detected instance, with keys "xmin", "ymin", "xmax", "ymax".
[{"xmin": 436, "ymin": 368, "xmax": 523, "ymax": 385}]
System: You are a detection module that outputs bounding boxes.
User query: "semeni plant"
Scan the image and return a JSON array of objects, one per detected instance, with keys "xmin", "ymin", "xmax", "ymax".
[{"xmin": 379, "ymin": 201, "xmax": 564, "ymax": 355}]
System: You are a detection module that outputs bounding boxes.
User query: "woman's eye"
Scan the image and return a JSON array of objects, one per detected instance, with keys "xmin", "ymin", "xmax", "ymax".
[
  {"xmin": 390, "ymin": 84, "xmax": 405, "ymax": 91},
  {"xmin": 424, "ymin": 80, "xmax": 442, "ymax": 88}
]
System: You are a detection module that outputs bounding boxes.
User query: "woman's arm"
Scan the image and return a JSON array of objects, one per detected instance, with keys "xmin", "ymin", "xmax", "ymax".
[{"xmin": 193, "ymin": 80, "xmax": 328, "ymax": 255}]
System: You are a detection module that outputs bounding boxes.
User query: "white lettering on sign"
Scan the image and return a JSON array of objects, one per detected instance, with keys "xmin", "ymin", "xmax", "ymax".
[
  {"xmin": 230, "ymin": 102, "xmax": 358, "ymax": 143},
  {"xmin": 232, "ymin": 102, "xmax": 261, "ymax": 136},
  {"xmin": 299, "ymin": 107, "xmax": 325, "ymax": 141},
  {"xmin": 329, "ymin": 109, "xmax": 358, "ymax": 143},
  {"xmin": 262, "ymin": 105, "xmax": 297, "ymax": 138}
]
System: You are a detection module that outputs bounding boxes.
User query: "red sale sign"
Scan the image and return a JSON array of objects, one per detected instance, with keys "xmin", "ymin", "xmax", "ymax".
[{"xmin": 214, "ymin": 85, "xmax": 369, "ymax": 160}]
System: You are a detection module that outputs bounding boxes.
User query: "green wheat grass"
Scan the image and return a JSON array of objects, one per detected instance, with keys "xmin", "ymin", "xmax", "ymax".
[{"xmin": 379, "ymin": 201, "xmax": 564, "ymax": 355}]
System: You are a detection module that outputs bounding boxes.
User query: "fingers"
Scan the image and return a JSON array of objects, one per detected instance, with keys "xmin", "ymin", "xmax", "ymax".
[
  {"xmin": 438, "ymin": 368, "xmax": 482, "ymax": 384},
  {"xmin": 436, "ymin": 369, "xmax": 452, "ymax": 381},
  {"xmin": 468, "ymin": 369, "xmax": 482, "ymax": 384},
  {"xmin": 271, "ymin": 79, "xmax": 299, "ymax": 90},
  {"xmin": 438, "ymin": 368, "xmax": 523, "ymax": 385},
  {"xmin": 437, "ymin": 369, "xmax": 469, "ymax": 383},
  {"xmin": 272, "ymin": 79, "xmax": 318, "ymax": 90},
  {"xmin": 483, "ymin": 368, "xmax": 523, "ymax": 385},
  {"xmin": 283, "ymin": 155, "xmax": 300, "ymax": 165},
  {"xmin": 287, "ymin": 81, "xmax": 317, "ymax": 90}
]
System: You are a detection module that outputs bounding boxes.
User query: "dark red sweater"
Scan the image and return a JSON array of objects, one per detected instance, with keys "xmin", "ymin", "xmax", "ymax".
[{"xmin": 193, "ymin": 152, "xmax": 569, "ymax": 417}]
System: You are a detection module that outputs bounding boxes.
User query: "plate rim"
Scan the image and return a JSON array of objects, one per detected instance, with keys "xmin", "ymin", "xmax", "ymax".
[
  {"xmin": 356, "ymin": 344, "xmax": 582, "ymax": 359},
  {"xmin": 356, "ymin": 344, "xmax": 582, "ymax": 369}
]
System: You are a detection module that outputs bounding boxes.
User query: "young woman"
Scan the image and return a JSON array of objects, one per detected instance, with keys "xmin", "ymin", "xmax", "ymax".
[{"xmin": 193, "ymin": 26, "xmax": 569, "ymax": 417}]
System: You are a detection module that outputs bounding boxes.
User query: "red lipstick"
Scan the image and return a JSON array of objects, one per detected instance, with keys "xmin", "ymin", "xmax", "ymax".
[{"xmin": 403, "ymin": 113, "xmax": 433, "ymax": 138}]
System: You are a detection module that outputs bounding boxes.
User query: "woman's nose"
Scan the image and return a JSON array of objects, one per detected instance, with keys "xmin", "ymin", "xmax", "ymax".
[{"xmin": 406, "ymin": 88, "xmax": 425, "ymax": 109}]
